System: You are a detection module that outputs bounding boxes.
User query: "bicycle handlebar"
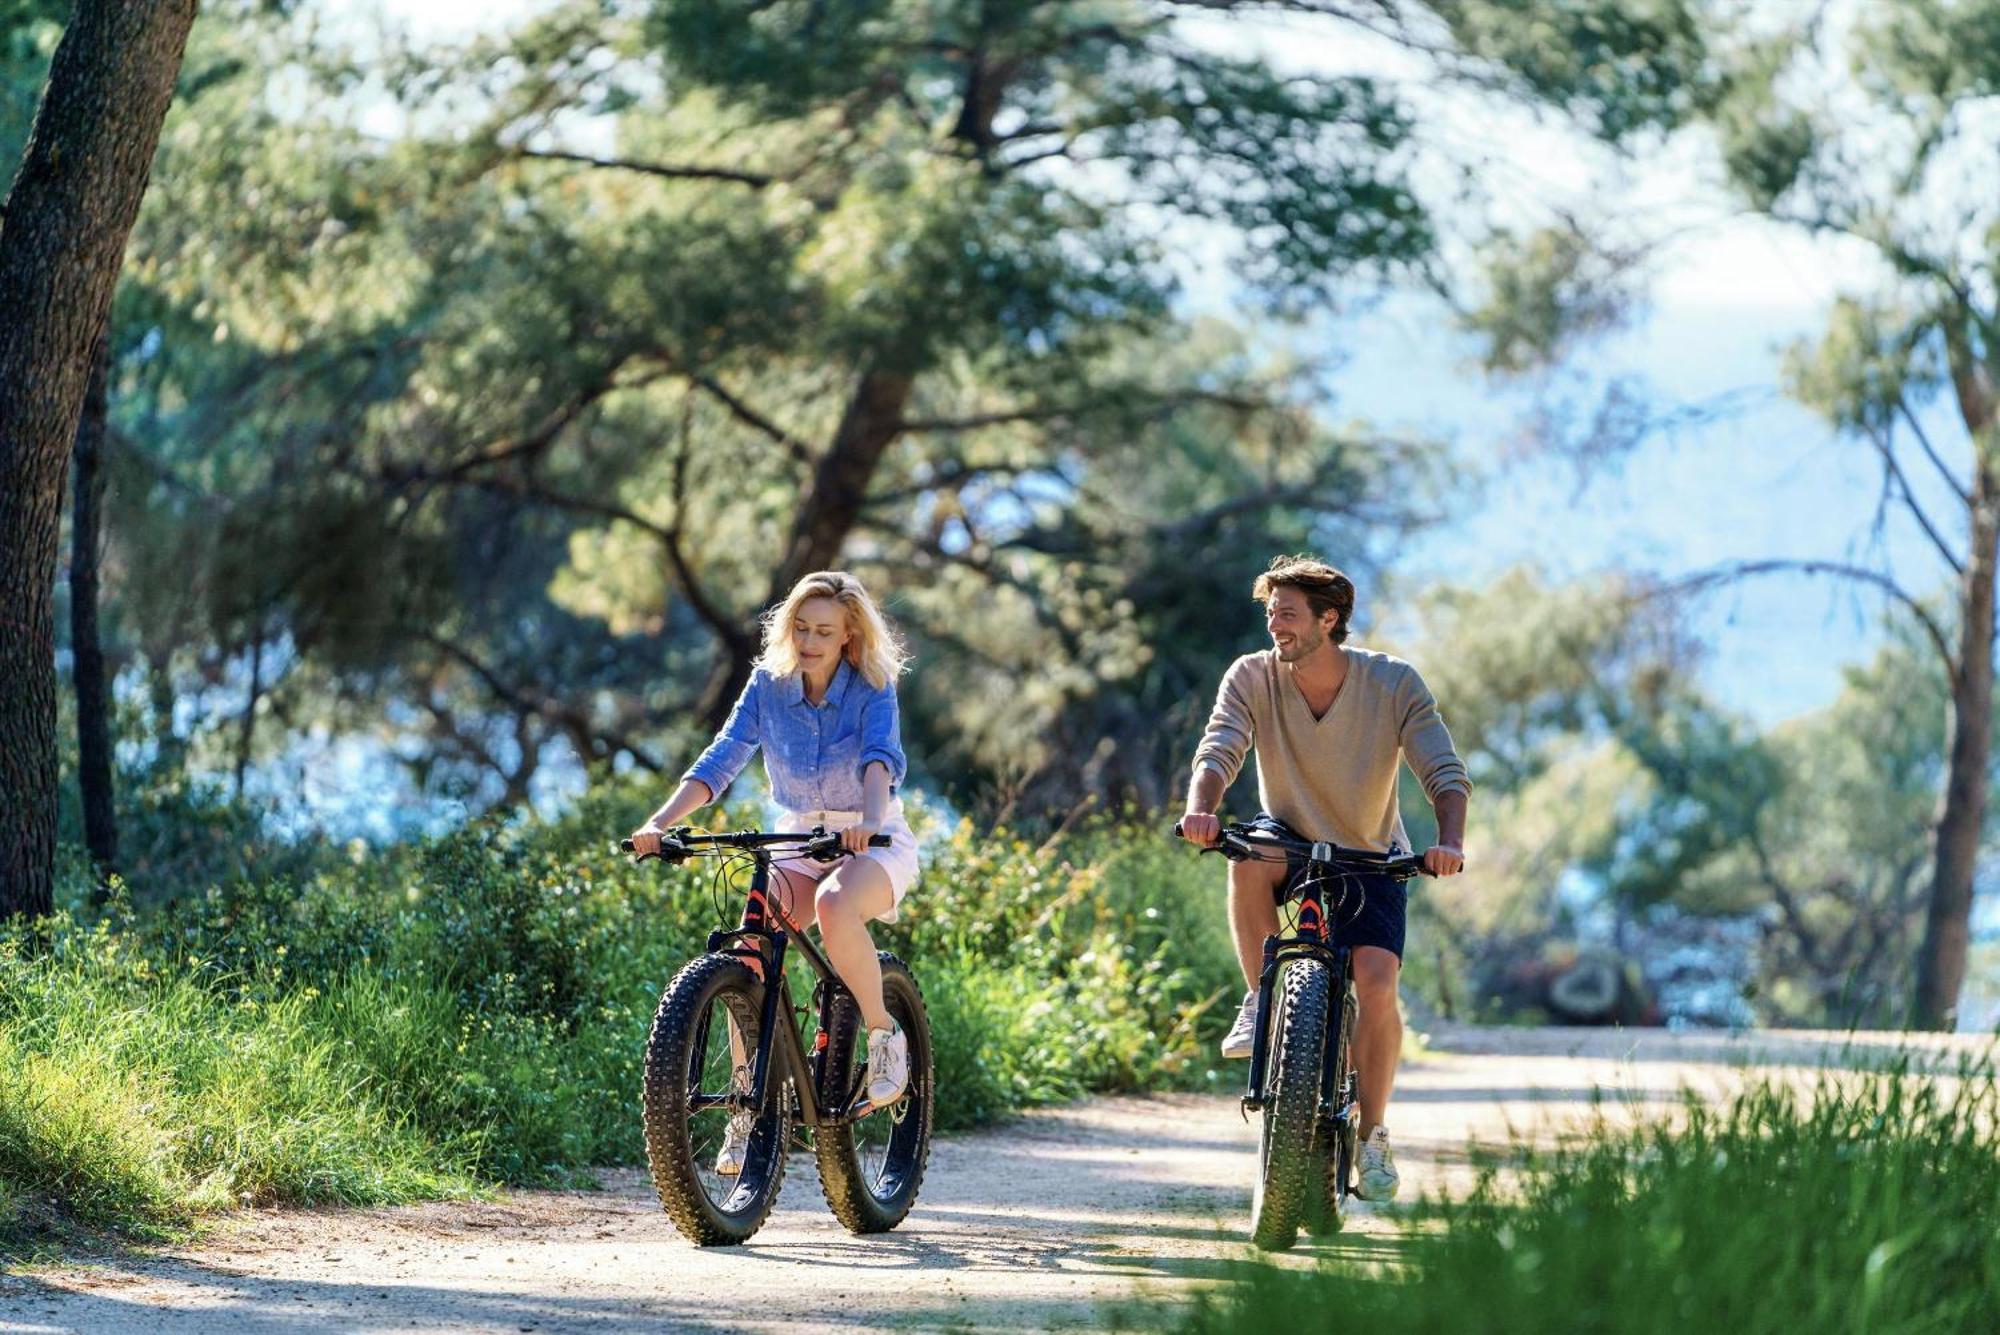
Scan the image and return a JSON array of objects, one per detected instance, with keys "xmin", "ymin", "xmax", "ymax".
[
  {"xmin": 1172, "ymin": 819, "xmax": 1433, "ymax": 880},
  {"xmin": 621, "ymin": 827, "xmax": 892, "ymax": 865}
]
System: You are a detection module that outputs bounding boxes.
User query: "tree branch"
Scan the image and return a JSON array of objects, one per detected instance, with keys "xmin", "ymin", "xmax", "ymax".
[
  {"xmin": 509, "ymin": 146, "xmax": 775, "ymax": 188},
  {"xmin": 384, "ymin": 466, "xmax": 751, "ymax": 659},
  {"xmin": 1865, "ymin": 423, "xmax": 1966, "ymax": 575},
  {"xmin": 403, "ymin": 364, "xmax": 667, "ymax": 486},
  {"xmin": 901, "ymin": 387, "xmax": 1268, "ymax": 435},
  {"xmin": 1672, "ymin": 558, "xmax": 1955, "ymax": 674},
  {"xmin": 669, "ymin": 397, "xmax": 756, "ymax": 656},
  {"xmin": 688, "ymin": 373, "xmax": 817, "ymax": 467},
  {"xmin": 863, "ymin": 460, "xmax": 1064, "ymax": 508},
  {"xmin": 420, "ymin": 631, "xmax": 663, "ymax": 772},
  {"xmin": 1747, "ymin": 830, "xmax": 1827, "ymax": 975},
  {"xmin": 861, "ymin": 525, "xmax": 1086, "ymax": 658},
  {"xmin": 1896, "ymin": 399, "xmax": 1973, "ymax": 506}
]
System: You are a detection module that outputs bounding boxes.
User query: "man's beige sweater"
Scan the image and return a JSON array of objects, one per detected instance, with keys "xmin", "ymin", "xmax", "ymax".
[{"xmin": 1192, "ymin": 646, "xmax": 1471, "ymax": 855}]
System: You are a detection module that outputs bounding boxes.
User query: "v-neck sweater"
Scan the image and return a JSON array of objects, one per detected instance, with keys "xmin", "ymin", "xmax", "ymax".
[{"xmin": 1192, "ymin": 646, "xmax": 1471, "ymax": 855}]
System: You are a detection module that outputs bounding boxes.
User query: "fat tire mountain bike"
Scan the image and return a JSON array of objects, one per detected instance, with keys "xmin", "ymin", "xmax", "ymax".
[
  {"xmin": 1176, "ymin": 819, "xmax": 1429, "ymax": 1250},
  {"xmin": 623, "ymin": 827, "xmax": 934, "ymax": 1246}
]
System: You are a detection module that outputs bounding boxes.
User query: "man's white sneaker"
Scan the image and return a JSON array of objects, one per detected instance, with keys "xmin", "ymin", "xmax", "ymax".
[
  {"xmin": 713, "ymin": 1063, "xmax": 754, "ymax": 1176},
  {"xmin": 1221, "ymin": 991, "xmax": 1259, "ymax": 1059},
  {"xmin": 1356, "ymin": 1124, "xmax": 1400, "ymax": 1201},
  {"xmin": 858, "ymin": 1025, "xmax": 909, "ymax": 1110}
]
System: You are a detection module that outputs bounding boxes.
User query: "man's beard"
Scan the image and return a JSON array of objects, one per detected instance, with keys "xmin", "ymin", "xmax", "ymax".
[{"xmin": 1277, "ymin": 626, "xmax": 1324, "ymax": 663}]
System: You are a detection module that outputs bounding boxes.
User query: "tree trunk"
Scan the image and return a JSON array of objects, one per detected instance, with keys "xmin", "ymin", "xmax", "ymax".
[
  {"xmin": 233, "ymin": 631, "xmax": 263, "ymax": 799},
  {"xmin": 1911, "ymin": 466, "xmax": 1997, "ymax": 1030},
  {"xmin": 0, "ymin": 0, "xmax": 198, "ymax": 919},
  {"xmin": 697, "ymin": 367, "xmax": 914, "ymax": 728},
  {"xmin": 70, "ymin": 331, "xmax": 118, "ymax": 883},
  {"xmin": 145, "ymin": 644, "xmax": 185, "ymax": 776}
]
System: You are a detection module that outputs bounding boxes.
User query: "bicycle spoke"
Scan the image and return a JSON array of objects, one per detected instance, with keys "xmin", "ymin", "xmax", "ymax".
[{"xmin": 687, "ymin": 998, "xmax": 752, "ymax": 1210}]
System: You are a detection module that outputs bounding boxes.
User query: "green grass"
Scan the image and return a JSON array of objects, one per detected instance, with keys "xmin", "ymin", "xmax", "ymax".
[
  {"xmin": 1166, "ymin": 1062, "xmax": 2000, "ymax": 1335},
  {"xmin": 2, "ymin": 783, "xmax": 1240, "ymax": 1251}
]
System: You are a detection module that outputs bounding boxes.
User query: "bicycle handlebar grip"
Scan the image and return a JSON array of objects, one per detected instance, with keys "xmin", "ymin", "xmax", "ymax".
[
  {"xmin": 619, "ymin": 838, "xmax": 636, "ymax": 854},
  {"xmin": 804, "ymin": 832, "xmax": 896, "ymax": 862}
]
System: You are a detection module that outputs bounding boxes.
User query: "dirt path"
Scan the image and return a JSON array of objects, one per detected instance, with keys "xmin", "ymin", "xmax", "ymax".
[{"xmin": 2, "ymin": 1027, "xmax": 1987, "ymax": 1334}]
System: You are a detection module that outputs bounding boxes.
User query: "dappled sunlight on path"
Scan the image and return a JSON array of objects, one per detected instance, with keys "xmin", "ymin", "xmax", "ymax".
[{"xmin": 4, "ymin": 1027, "xmax": 1988, "ymax": 1332}]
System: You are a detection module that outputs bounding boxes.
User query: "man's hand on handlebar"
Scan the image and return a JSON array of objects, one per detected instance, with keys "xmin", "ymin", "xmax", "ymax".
[
  {"xmin": 1423, "ymin": 843, "xmax": 1465, "ymax": 877},
  {"xmin": 1176, "ymin": 812, "xmax": 1221, "ymax": 848}
]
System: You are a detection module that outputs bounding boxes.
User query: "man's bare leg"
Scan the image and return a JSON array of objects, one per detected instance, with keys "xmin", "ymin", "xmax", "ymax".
[
  {"xmin": 1229, "ymin": 855, "xmax": 1287, "ymax": 991},
  {"xmin": 1352, "ymin": 945, "xmax": 1401, "ymax": 1137}
]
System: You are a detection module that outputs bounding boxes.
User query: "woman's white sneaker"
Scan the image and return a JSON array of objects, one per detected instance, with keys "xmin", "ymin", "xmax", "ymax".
[
  {"xmin": 714, "ymin": 1064, "xmax": 754, "ymax": 1176},
  {"xmin": 1220, "ymin": 991, "xmax": 1259, "ymax": 1059},
  {"xmin": 858, "ymin": 1025, "xmax": 909, "ymax": 1110},
  {"xmin": 1356, "ymin": 1125, "xmax": 1400, "ymax": 1200}
]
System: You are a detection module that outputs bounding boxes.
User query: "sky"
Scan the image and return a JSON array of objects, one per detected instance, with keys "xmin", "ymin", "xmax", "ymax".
[
  {"xmin": 361, "ymin": 0, "xmax": 1969, "ymax": 728},
  {"xmin": 1166, "ymin": 3, "xmax": 1955, "ymax": 727}
]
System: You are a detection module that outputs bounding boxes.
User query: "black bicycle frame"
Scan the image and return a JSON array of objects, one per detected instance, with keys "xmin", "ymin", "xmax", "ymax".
[
  {"xmin": 1205, "ymin": 828, "xmax": 1419, "ymax": 1123},
  {"xmin": 1242, "ymin": 870, "xmax": 1353, "ymax": 1120},
  {"xmin": 679, "ymin": 837, "xmax": 877, "ymax": 1130}
]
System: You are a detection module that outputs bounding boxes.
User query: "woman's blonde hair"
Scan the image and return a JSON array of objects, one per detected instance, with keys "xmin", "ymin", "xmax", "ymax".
[{"xmin": 757, "ymin": 570, "xmax": 909, "ymax": 688}]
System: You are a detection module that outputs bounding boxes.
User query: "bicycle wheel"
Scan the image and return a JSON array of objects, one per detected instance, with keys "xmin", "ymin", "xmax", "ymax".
[
  {"xmin": 814, "ymin": 953, "xmax": 934, "ymax": 1234},
  {"xmin": 1251, "ymin": 956, "xmax": 1330, "ymax": 1251},
  {"xmin": 641, "ymin": 952, "xmax": 792, "ymax": 1245},
  {"xmin": 1309, "ymin": 972, "xmax": 1360, "ymax": 1235}
]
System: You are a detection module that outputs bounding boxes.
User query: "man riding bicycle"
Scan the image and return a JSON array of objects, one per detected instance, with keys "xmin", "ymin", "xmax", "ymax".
[{"xmin": 1179, "ymin": 555, "xmax": 1469, "ymax": 1202}]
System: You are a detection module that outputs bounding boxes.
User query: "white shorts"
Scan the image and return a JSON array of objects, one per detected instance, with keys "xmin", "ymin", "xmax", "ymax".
[{"xmin": 771, "ymin": 802, "xmax": 920, "ymax": 924}]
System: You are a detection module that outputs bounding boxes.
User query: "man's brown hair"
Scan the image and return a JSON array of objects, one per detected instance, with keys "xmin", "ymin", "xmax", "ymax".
[{"xmin": 1253, "ymin": 555, "xmax": 1355, "ymax": 644}]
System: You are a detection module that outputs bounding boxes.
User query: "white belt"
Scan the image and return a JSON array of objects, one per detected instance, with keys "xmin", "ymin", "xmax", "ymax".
[{"xmin": 787, "ymin": 801, "xmax": 903, "ymax": 827}]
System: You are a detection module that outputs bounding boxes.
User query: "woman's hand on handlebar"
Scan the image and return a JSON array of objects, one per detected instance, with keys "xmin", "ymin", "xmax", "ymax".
[
  {"xmin": 627, "ymin": 824, "xmax": 670, "ymax": 859},
  {"xmin": 840, "ymin": 821, "xmax": 882, "ymax": 855}
]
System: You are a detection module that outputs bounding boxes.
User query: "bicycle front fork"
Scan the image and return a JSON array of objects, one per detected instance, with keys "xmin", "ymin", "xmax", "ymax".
[{"xmin": 1243, "ymin": 935, "xmax": 1280, "ymax": 1115}]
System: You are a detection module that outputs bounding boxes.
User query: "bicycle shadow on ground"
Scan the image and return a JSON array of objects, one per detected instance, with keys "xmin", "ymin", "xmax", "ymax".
[{"xmin": 0, "ymin": 1265, "xmax": 1192, "ymax": 1334}]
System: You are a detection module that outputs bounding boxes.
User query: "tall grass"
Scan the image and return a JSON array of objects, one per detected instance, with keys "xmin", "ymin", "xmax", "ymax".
[
  {"xmin": 1170, "ymin": 1063, "xmax": 2000, "ymax": 1335},
  {"xmin": 2, "ymin": 784, "xmax": 1238, "ymax": 1250}
]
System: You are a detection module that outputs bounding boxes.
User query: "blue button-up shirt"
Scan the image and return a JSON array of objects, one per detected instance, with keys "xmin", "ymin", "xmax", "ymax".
[{"xmin": 682, "ymin": 661, "xmax": 909, "ymax": 813}]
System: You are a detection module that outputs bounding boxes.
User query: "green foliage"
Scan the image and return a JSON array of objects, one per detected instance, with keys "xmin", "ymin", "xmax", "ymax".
[
  {"xmin": 98, "ymin": 0, "xmax": 1748, "ymax": 821},
  {"xmin": 902, "ymin": 816, "xmax": 1240, "ymax": 1124},
  {"xmin": 1167, "ymin": 1062, "xmax": 2000, "ymax": 1335},
  {"xmin": 1708, "ymin": 33, "xmax": 1818, "ymax": 213},
  {"xmin": 1433, "ymin": 0, "xmax": 1713, "ymax": 144},
  {"xmin": 1783, "ymin": 296, "xmax": 1944, "ymax": 436},
  {"xmin": 0, "ymin": 923, "xmax": 479, "ymax": 1244},
  {"xmin": 1387, "ymin": 571, "xmax": 1980, "ymax": 1029},
  {"xmin": 3, "ymin": 788, "xmax": 1248, "ymax": 1250},
  {"xmin": 0, "ymin": 0, "xmax": 59, "ymax": 169},
  {"xmin": 1463, "ymin": 226, "xmax": 1640, "ymax": 376},
  {"xmin": 1870, "ymin": 0, "xmax": 2000, "ymax": 103}
]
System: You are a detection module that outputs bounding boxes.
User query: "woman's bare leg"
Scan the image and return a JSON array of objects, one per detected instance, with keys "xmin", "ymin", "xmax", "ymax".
[{"xmin": 813, "ymin": 859, "xmax": 896, "ymax": 1032}]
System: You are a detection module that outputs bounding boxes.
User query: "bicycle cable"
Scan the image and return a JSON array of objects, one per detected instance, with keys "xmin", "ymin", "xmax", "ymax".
[{"xmin": 1291, "ymin": 858, "xmax": 1366, "ymax": 930}]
